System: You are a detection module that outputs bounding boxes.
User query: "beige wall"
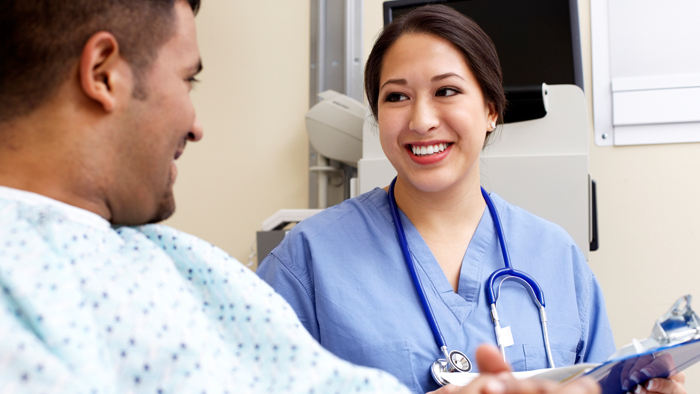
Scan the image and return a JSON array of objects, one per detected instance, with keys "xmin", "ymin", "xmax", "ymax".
[
  {"xmin": 164, "ymin": 0, "xmax": 311, "ymax": 268},
  {"xmin": 169, "ymin": 0, "xmax": 700, "ymax": 389}
]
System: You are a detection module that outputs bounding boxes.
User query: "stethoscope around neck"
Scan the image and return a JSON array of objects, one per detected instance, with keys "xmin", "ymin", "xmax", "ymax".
[{"xmin": 386, "ymin": 177, "xmax": 556, "ymax": 385}]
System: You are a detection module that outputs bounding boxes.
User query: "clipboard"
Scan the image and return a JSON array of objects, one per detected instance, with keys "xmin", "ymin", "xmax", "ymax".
[
  {"xmin": 438, "ymin": 295, "xmax": 700, "ymax": 393},
  {"xmin": 586, "ymin": 336, "xmax": 700, "ymax": 393}
]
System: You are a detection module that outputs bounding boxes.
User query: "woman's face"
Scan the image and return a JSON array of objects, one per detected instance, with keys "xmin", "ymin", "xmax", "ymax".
[{"xmin": 377, "ymin": 33, "xmax": 497, "ymax": 195}]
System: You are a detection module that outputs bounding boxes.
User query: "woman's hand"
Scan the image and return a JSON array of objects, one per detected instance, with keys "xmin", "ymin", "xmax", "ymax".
[
  {"xmin": 627, "ymin": 373, "xmax": 685, "ymax": 394},
  {"xmin": 616, "ymin": 351, "xmax": 686, "ymax": 394},
  {"xmin": 428, "ymin": 345, "xmax": 601, "ymax": 394}
]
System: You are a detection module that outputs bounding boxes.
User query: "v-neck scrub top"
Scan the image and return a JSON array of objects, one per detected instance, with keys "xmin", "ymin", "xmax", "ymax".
[{"xmin": 257, "ymin": 188, "xmax": 616, "ymax": 393}]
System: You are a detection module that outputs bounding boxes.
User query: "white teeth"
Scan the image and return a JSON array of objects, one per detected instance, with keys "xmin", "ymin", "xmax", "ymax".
[{"xmin": 411, "ymin": 143, "xmax": 449, "ymax": 156}]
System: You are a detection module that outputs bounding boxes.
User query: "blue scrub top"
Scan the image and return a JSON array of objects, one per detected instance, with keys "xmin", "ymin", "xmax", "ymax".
[{"xmin": 257, "ymin": 188, "xmax": 616, "ymax": 393}]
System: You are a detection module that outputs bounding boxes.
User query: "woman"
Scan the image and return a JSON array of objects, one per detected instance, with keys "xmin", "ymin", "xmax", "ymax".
[{"xmin": 257, "ymin": 5, "xmax": 684, "ymax": 394}]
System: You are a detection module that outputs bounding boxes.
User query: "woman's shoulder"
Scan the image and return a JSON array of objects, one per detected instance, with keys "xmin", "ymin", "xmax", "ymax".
[
  {"xmin": 288, "ymin": 187, "xmax": 391, "ymax": 238},
  {"xmin": 488, "ymin": 193, "xmax": 593, "ymax": 286},
  {"xmin": 267, "ymin": 188, "xmax": 391, "ymax": 262},
  {"xmin": 489, "ymin": 192, "xmax": 578, "ymax": 248}
]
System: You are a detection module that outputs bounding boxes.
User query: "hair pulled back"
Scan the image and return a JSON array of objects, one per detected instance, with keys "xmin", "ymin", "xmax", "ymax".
[{"xmin": 364, "ymin": 4, "xmax": 506, "ymax": 141}]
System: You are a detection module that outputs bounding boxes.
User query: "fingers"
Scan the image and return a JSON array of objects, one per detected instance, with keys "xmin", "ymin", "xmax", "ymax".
[
  {"xmin": 475, "ymin": 345, "xmax": 512, "ymax": 374},
  {"xmin": 625, "ymin": 354, "xmax": 655, "ymax": 389},
  {"xmin": 631, "ymin": 375, "xmax": 686, "ymax": 394},
  {"xmin": 556, "ymin": 377, "xmax": 601, "ymax": 394},
  {"xmin": 670, "ymin": 372, "xmax": 685, "ymax": 386},
  {"xmin": 427, "ymin": 384, "xmax": 460, "ymax": 394},
  {"xmin": 428, "ymin": 377, "xmax": 508, "ymax": 394},
  {"xmin": 444, "ymin": 374, "xmax": 599, "ymax": 394}
]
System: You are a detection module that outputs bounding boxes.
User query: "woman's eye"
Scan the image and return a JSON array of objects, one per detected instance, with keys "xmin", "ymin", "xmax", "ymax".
[
  {"xmin": 436, "ymin": 87, "xmax": 459, "ymax": 97},
  {"xmin": 386, "ymin": 92, "xmax": 408, "ymax": 102}
]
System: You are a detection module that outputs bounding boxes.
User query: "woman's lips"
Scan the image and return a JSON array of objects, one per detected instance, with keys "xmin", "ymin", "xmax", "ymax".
[{"xmin": 406, "ymin": 142, "xmax": 452, "ymax": 165}]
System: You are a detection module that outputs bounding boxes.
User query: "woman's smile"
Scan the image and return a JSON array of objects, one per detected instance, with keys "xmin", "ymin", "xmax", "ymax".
[
  {"xmin": 406, "ymin": 142, "xmax": 453, "ymax": 165},
  {"xmin": 377, "ymin": 32, "xmax": 497, "ymax": 194}
]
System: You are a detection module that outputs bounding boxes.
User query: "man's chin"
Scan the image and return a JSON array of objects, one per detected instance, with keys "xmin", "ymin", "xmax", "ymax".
[{"xmin": 146, "ymin": 195, "xmax": 176, "ymax": 224}]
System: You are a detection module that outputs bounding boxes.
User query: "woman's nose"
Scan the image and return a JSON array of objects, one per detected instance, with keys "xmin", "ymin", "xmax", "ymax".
[{"xmin": 408, "ymin": 98, "xmax": 439, "ymax": 134}]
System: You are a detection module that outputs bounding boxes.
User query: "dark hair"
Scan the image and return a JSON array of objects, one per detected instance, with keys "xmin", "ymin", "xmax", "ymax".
[
  {"xmin": 0, "ymin": 0, "xmax": 201, "ymax": 123},
  {"xmin": 364, "ymin": 4, "xmax": 506, "ymax": 143}
]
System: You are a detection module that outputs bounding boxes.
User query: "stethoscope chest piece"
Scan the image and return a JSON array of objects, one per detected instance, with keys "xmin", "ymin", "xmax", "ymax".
[
  {"xmin": 430, "ymin": 350, "xmax": 472, "ymax": 385},
  {"xmin": 448, "ymin": 350, "xmax": 472, "ymax": 372}
]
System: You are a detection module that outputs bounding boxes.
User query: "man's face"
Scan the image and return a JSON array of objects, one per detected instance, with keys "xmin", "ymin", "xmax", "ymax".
[{"xmin": 109, "ymin": 0, "xmax": 203, "ymax": 225}]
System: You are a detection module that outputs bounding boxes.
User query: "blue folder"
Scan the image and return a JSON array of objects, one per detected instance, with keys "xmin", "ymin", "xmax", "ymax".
[
  {"xmin": 437, "ymin": 296, "xmax": 700, "ymax": 391},
  {"xmin": 586, "ymin": 336, "xmax": 700, "ymax": 394}
]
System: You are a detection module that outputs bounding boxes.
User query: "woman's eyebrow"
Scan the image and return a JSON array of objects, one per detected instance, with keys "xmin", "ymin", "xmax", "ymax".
[
  {"xmin": 380, "ymin": 73, "xmax": 464, "ymax": 90},
  {"xmin": 380, "ymin": 78, "xmax": 407, "ymax": 90},
  {"xmin": 432, "ymin": 72, "xmax": 464, "ymax": 82}
]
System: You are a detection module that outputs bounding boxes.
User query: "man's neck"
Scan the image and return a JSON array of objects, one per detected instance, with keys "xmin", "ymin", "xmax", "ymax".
[{"xmin": 0, "ymin": 107, "xmax": 112, "ymax": 221}]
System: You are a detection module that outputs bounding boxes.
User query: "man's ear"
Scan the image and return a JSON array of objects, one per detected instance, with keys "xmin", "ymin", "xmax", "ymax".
[{"xmin": 79, "ymin": 32, "xmax": 129, "ymax": 113}]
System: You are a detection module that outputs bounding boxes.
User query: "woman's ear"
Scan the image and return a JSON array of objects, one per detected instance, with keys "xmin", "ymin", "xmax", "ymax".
[
  {"xmin": 78, "ymin": 31, "xmax": 129, "ymax": 113},
  {"xmin": 487, "ymin": 102, "xmax": 498, "ymax": 132}
]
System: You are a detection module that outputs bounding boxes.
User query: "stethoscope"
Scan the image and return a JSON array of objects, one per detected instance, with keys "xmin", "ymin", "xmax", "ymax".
[{"xmin": 387, "ymin": 177, "xmax": 556, "ymax": 385}]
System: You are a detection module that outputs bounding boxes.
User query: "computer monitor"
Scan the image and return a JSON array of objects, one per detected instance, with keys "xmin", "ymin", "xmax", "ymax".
[{"xmin": 383, "ymin": 0, "xmax": 583, "ymax": 123}]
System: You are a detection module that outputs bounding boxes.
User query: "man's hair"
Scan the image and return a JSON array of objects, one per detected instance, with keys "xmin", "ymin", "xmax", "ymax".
[{"xmin": 0, "ymin": 0, "xmax": 201, "ymax": 123}]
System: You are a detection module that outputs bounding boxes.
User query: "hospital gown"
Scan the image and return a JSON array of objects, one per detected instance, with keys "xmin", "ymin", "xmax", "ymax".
[
  {"xmin": 257, "ymin": 188, "xmax": 616, "ymax": 394},
  {"xmin": 0, "ymin": 186, "xmax": 409, "ymax": 394}
]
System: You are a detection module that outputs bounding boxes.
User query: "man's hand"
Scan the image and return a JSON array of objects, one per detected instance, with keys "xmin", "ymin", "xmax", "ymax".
[{"xmin": 428, "ymin": 345, "xmax": 601, "ymax": 394}]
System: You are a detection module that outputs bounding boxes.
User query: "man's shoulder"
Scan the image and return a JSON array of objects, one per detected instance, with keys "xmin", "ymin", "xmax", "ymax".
[{"xmin": 133, "ymin": 224, "xmax": 246, "ymax": 269}]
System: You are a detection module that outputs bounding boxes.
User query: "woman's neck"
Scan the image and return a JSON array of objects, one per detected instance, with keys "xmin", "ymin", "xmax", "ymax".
[
  {"xmin": 392, "ymin": 175, "xmax": 485, "ymax": 234},
  {"xmin": 390, "ymin": 174, "xmax": 486, "ymax": 292}
]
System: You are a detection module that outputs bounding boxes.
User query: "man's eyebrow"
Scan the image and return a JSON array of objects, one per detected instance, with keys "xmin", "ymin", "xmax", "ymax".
[
  {"xmin": 380, "ymin": 78, "xmax": 406, "ymax": 90},
  {"xmin": 432, "ymin": 72, "xmax": 464, "ymax": 82}
]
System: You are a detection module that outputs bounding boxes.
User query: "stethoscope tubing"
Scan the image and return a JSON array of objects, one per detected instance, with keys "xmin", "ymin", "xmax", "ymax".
[
  {"xmin": 481, "ymin": 187, "xmax": 546, "ymax": 308},
  {"xmin": 388, "ymin": 178, "xmax": 448, "ymax": 350},
  {"xmin": 388, "ymin": 176, "xmax": 555, "ymax": 372}
]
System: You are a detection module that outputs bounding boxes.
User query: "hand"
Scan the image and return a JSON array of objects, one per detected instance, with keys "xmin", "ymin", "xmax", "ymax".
[
  {"xmin": 627, "ymin": 372, "xmax": 685, "ymax": 394},
  {"xmin": 428, "ymin": 345, "xmax": 601, "ymax": 394},
  {"xmin": 616, "ymin": 352, "xmax": 686, "ymax": 394}
]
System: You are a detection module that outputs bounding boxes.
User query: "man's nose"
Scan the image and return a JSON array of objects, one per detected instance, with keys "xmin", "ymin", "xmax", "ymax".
[{"xmin": 188, "ymin": 116, "xmax": 204, "ymax": 142}]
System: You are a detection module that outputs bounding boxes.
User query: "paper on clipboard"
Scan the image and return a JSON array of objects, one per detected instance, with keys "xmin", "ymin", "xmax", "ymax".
[
  {"xmin": 437, "ymin": 295, "xmax": 700, "ymax": 393},
  {"xmin": 438, "ymin": 338, "xmax": 700, "ymax": 393},
  {"xmin": 437, "ymin": 363, "xmax": 599, "ymax": 387}
]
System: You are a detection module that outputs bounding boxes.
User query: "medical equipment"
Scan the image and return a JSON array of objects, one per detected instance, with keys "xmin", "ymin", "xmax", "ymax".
[
  {"xmin": 306, "ymin": 90, "xmax": 364, "ymax": 167},
  {"xmin": 305, "ymin": 90, "xmax": 365, "ymax": 209},
  {"xmin": 387, "ymin": 177, "xmax": 555, "ymax": 386}
]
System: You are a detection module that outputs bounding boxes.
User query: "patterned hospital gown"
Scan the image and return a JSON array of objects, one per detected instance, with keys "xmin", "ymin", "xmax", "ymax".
[{"xmin": 0, "ymin": 186, "xmax": 409, "ymax": 394}]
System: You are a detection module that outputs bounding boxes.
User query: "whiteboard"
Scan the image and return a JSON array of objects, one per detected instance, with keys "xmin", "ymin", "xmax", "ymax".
[{"xmin": 591, "ymin": 0, "xmax": 700, "ymax": 146}]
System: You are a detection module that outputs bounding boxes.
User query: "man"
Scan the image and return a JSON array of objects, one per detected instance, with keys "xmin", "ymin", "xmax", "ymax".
[{"xmin": 0, "ymin": 0, "xmax": 601, "ymax": 393}]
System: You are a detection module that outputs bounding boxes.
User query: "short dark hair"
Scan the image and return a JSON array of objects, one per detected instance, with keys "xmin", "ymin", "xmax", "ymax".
[
  {"xmin": 0, "ymin": 0, "xmax": 201, "ymax": 123},
  {"xmin": 364, "ymin": 4, "xmax": 506, "ymax": 145}
]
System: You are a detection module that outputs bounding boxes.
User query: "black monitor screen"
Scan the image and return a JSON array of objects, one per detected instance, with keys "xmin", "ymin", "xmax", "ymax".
[{"xmin": 384, "ymin": 0, "xmax": 582, "ymax": 91}]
